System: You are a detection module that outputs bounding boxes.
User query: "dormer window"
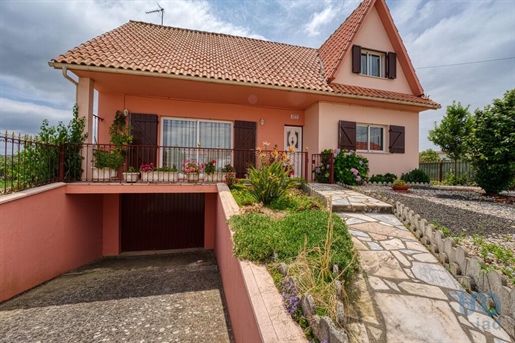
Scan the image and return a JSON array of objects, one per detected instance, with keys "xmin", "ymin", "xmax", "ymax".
[
  {"xmin": 352, "ymin": 45, "xmax": 397, "ymax": 79},
  {"xmin": 360, "ymin": 50, "xmax": 384, "ymax": 77}
]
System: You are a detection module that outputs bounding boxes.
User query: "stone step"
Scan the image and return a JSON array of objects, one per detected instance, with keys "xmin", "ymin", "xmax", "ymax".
[{"xmin": 332, "ymin": 203, "xmax": 392, "ymax": 213}]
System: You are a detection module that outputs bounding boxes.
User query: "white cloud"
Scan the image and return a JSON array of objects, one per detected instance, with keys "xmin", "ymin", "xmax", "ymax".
[
  {"xmin": 0, "ymin": 98, "xmax": 72, "ymax": 136},
  {"xmin": 304, "ymin": 6, "xmax": 337, "ymax": 37}
]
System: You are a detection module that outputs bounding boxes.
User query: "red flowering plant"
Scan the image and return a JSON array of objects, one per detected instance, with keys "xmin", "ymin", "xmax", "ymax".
[
  {"xmin": 140, "ymin": 162, "xmax": 154, "ymax": 172},
  {"xmin": 182, "ymin": 159, "xmax": 202, "ymax": 174},
  {"xmin": 203, "ymin": 159, "xmax": 216, "ymax": 175}
]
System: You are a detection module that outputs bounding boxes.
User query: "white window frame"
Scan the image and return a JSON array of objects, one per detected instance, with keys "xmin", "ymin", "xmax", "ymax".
[
  {"xmin": 159, "ymin": 117, "xmax": 233, "ymax": 167},
  {"xmin": 360, "ymin": 49, "xmax": 385, "ymax": 78},
  {"xmin": 356, "ymin": 124, "xmax": 386, "ymax": 153}
]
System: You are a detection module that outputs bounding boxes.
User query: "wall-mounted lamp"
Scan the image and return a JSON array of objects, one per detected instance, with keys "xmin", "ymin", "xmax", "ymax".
[
  {"xmin": 123, "ymin": 109, "xmax": 129, "ymax": 117},
  {"xmin": 260, "ymin": 118, "xmax": 265, "ymax": 126}
]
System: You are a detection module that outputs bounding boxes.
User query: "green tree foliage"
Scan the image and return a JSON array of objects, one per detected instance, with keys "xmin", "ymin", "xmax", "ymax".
[
  {"xmin": 419, "ymin": 149, "xmax": 441, "ymax": 163},
  {"xmin": 8, "ymin": 105, "xmax": 87, "ymax": 187},
  {"xmin": 469, "ymin": 89, "xmax": 515, "ymax": 194},
  {"xmin": 428, "ymin": 101, "xmax": 473, "ymax": 163}
]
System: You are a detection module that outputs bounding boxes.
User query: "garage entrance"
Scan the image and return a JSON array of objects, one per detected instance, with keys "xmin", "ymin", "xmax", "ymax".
[{"xmin": 121, "ymin": 193, "xmax": 205, "ymax": 252}]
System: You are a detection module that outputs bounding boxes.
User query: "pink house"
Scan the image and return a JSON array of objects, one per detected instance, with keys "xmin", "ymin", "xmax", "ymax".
[
  {"xmin": 49, "ymin": 0, "xmax": 439, "ymax": 178},
  {"xmin": 2, "ymin": 0, "xmax": 439, "ymax": 310}
]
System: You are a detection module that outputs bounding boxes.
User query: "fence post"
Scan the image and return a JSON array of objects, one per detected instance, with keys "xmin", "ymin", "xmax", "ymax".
[
  {"xmin": 59, "ymin": 144, "xmax": 65, "ymax": 181},
  {"xmin": 304, "ymin": 151, "xmax": 309, "ymax": 182},
  {"xmin": 439, "ymin": 162, "xmax": 443, "ymax": 182}
]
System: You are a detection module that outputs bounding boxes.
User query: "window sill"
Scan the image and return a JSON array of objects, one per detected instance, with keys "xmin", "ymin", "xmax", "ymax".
[
  {"xmin": 356, "ymin": 150, "xmax": 388, "ymax": 154},
  {"xmin": 358, "ymin": 74, "xmax": 387, "ymax": 80}
]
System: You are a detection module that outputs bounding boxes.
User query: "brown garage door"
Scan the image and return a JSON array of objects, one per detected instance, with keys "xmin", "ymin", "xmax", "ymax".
[{"xmin": 121, "ymin": 193, "xmax": 205, "ymax": 252}]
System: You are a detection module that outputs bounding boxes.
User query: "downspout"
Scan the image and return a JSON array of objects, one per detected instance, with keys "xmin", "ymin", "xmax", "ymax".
[{"xmin": 61, "ymin": 66, "xmax": 78, "ymax": 103}]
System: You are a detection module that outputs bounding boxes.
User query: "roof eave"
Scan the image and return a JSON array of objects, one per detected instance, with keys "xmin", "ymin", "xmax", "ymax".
[{"xmin": 49, "ymin": 62, "xmax": 440, "ymax": 110}]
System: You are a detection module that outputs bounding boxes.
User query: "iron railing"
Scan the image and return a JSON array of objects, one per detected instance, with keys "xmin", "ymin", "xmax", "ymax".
[
  {"xmin": 1, "ymin": 133, "xmax": 309, "ymax": 194},
  {"xmin": 311, "ymin": 153, "xmax": 335, "ymax": 184}
]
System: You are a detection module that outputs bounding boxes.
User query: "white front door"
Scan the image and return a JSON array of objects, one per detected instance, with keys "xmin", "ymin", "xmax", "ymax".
[{"xmin": 284, "ymin": 126, "xmax": 303, "ymax": 177}]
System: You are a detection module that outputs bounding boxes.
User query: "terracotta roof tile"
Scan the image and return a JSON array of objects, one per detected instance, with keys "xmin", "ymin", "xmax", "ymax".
[
  {"xmin": 51, "ymin": 9, "xmax": 438, "ymax": 109},
  {"xmin": 330, "ymin": 83, "xmax": 440, "ymax": 107},
  {"xmin": 318, "ymin": 0, "xmax": 374, "ymax": 81}
]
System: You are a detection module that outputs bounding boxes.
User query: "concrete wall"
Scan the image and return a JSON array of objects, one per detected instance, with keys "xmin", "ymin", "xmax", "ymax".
[
  {"xmin": 215, "ymin": 184, "xmax": 307, "ymax": 343},
  {"xmin": 0, "ymin": 184, "xmax": 103, "ymax": 302}
]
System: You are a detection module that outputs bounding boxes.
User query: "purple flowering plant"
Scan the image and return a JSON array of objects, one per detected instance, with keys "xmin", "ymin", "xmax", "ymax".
[{"xmin": 334, "ymin": 149, "xmax": 369, "ymax": 185}]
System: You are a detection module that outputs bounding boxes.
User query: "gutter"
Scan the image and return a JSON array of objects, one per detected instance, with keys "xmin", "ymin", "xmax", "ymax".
[
  {"xmin": 61, "ymin": 66, "xmax": 79, "ymax": 103},
  {"xmin": 48, "ymin": 62, "xmax": 440, "ymax": 110}
]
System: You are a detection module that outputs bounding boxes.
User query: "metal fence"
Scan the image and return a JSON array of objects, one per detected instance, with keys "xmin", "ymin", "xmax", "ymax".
[
  {"xmin": 1, "ymin": 132, "xmax": 308, "ymax": 194},
  {"xmin": 311, "ymin": 153, "xmax": 335, "ymax": 184},
  {"xmin": 419, "ymin": 160, "xmax": 475, "ymax": 182},
  {"xmin": 1, "ymin": 133, "xmax": 62, "ymax": 194}
]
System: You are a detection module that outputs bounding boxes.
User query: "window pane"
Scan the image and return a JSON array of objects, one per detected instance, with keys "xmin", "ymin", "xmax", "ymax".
[
  {"xmin": 361, "ymin": 54, "xmax": 367, "ymax": 74},
  {"xmin": 199, "ymin": 121, "xmax": 231, "ymax": 149},
  {"xmin": 163, "ymin": 119, "xmax": 197, "ymax": 147},
  {"xmin": 369, "ymin": 127, "xmax": 383, "ymax": 151},
  {"xmin": 162, "ymin": 119, "xmax": 197, "ymax": 168},
  {"xmin": 199, "ymin": 121, "xmax": 232, "ymax": 166},
  {"xmin": 356, "ymin": 126, "xmax": 368, "ymax": 150},
  {"xmin": 370, "ymin": 55, "xmax": 381, "ymax": 77}
]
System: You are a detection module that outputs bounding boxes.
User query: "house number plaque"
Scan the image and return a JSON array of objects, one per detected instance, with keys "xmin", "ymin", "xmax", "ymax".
[{"xmin": 291, "ymin": 114, "xmax": 299, "ymax": 120}]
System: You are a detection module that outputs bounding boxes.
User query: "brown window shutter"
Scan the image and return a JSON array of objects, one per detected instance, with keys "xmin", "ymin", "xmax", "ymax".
[
  {"xmin": 352, "ymin": 45, "xmax": 361, "ymax": 74},
  {"xmin": 387, "ymin": 52, "xmax": 397, "ymax": 79},
  {"xmin": 389, "ymin": 125, "xmax": 405, "ymax": 153},
  {"xmin": 339, "ymin": 120, "xmax": 356, "ymax": 150}
]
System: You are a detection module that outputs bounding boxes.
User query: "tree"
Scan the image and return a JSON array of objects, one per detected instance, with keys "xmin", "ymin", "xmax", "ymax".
[
  {"xmin": 419, "ymin": 149, "xmax": 441, "ymax": 163},
  {"xmin": 469, "ymin": 89, "xmax": 515, "ymax": 194},
  {"xmin": 428, "ymin": 101, "xmax": 473, "ymax": 172}
]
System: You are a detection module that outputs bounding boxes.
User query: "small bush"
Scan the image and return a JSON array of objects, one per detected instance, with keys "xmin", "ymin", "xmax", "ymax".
[
  {"xmin": 334, "ymin": 149, "xmax": 369, "ymax": 185},
  {"xmin": 401, "ymin": 168, "xmax": 430, "ymax": 183},
  {"xmin": 369, "ymin": 173, "xmax": 397, "ymax": 184},
  {"xmin": 443, "ymin": 172, "xmax": 472, "ymax": 186},
  {"xmin": 248, "ymin": 161, "xmax": 297, "ymax": 204}
]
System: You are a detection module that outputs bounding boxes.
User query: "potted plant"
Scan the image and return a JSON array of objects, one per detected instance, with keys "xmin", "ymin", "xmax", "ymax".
[
  {"xmin": 221, "ymin": 163, "xmax": 236, "ymax": 182},
  {"xmin": 154, "ymin": 165, "xmax": 178, "ymax": 183},
  {"xmin": 123, "ymin": 166, "xmax": 140, "ymax": 183},
  {"xmin": 93, "ymin": 110, "xmax": 133, "ymax": 180},
  {"xmin": 392, "ymin": 179, "xmax": 410, "ymax": 192},
  {"xmin": 92, "ymin": 148, "xmax": 124, "ymax": 181},
  {"xmin": 203, "ymin": 159, "xmax": 216, "ymax": 182},
  {"xmin": 182, "ymin": 159, "xmax": 202, "ymax": 183},
  {"xmin": 140, "ymin": 163, "xmax": 154, "ymax": 182}
]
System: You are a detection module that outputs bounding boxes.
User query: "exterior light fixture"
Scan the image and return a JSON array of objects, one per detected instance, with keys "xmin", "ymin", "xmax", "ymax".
[{"xmin": 260, "ymin": 118, "xmax": 265, "ymax": 126}]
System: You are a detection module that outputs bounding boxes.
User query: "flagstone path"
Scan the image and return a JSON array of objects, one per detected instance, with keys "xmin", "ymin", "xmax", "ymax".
[{"xmin": 308, "ymin": 183, "xmax": 513, "ymax": 343}]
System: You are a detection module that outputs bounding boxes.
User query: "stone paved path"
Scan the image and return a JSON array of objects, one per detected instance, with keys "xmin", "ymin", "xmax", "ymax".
[{"xmin": 308, "ymin": 183, "xmax": 513, "ymax": 343}]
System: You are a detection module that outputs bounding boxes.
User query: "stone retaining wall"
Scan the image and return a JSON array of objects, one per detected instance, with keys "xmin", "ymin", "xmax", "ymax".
[{"xmin": 370, "ymin": 194, "xmax": 515, "ymax": 339}]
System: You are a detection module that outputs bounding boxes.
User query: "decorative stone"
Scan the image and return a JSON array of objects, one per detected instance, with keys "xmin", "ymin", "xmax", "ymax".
[
  {"xmin": 278, "ymin": 263, "xmax": 288, "ymax": 276},
  {"xmin": 457, "ymin": 276, "xmax": 475, "ymax": 292},
  {"xmin": 336, "ymin": 301, "xmax": 345, "ymax": 326},
  {"xmin": 450, "ymin": 262, "xmax": 461, "ymax": 276},
  {"xmin": 308, "ymin": 315, "xmax": 321, "ymax": 339},
  {"xmin": 411, "ymin": 262, "xmax": 461, "ymax": 289},
  {"xmin": 455, "ymin": 246, "xmax": 468, "ymax": 274},
  {"xmin": 301, "ymin": 293, "xmax": 316, "ymax": 317},
  {"xmin": 439, "ymin": 252, "xmax": 449, "ymax": 264},
  {"xmin": 333, "ymin": 264, "xmax": 339, "ymax": 276},
  {"xmin": 499, "ymin": 315, "xmax": 515, "ymax": 339},
  {"xmin": 335, "ymin": 280, "xmax": 343, "ymax": 299},
  {"xmin": 466, "ymin": 257, "xmax": 483, "ymax": 285}
]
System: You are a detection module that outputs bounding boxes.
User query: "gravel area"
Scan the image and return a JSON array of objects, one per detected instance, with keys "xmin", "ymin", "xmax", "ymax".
[{"xmin": 357, "ymin": 185, "xmax": 515, "ymax": 236}]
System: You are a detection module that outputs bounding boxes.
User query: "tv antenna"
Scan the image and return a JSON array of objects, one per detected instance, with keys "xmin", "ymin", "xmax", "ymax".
[{"xmin": 146, "ymin": 2, "xmax": 164, "ymax": 25}]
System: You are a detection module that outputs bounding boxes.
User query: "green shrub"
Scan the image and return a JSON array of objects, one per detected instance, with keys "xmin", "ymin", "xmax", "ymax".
[
  {"xmin": 248, "ymin": 161, "xmax": 297, "ymax": 204},
  {"xmin": 443, "ymin": 172, "xmax": 471, "ymax": 186},
  {"xmin": 231, "ymin": 210, "xmax": 358, "ymax": 284},
  {"xmin": 369, "ymin": 173, "xmax": 397, "ymax": 184},
  {"xmin": 401, "ymin": 168, "xmax": 430, "ymax": 183},
  {"xmin": 334, "ymin": 149, "xmax": 369, "ymax": 185}
]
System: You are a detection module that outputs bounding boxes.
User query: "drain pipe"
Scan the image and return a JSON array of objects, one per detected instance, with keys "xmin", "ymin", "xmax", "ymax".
[{"xmin": 61, "ymin": 66, "xmax": 78, "ymax": 103}]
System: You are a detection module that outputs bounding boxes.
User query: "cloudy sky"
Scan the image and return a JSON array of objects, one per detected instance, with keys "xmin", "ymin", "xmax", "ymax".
[{"xmin": 0, "ymin": 0, "xmax": 514, "ymax": 151}]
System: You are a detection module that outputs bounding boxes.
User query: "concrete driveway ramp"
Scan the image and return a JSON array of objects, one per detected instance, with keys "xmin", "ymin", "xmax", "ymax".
[{"xmin": 0, "ymin": 251, "xmax": 233, "ymax": 343}]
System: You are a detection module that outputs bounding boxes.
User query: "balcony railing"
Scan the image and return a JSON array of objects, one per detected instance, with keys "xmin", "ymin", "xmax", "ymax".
[{"xmin": 1, "ymin": 135, "xmax": 309, "ymax": 194}]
